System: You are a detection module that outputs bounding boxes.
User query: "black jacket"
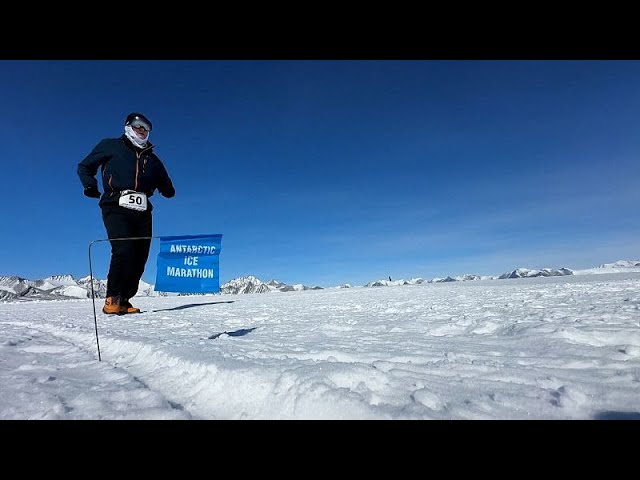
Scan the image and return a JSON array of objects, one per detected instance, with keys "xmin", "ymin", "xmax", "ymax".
[{"xmin": 77, "ymin": 135, "xmax": 175, "ymax": 210}]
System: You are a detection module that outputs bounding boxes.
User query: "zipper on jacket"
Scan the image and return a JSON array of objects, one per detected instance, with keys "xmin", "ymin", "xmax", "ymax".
[
  {"xmin": 135, "ymin": 152, "xmax": 140, "ymax": 191},
  {"xmin": 135, "ymin": 146, "xmax": 151, "ymax": 191}
]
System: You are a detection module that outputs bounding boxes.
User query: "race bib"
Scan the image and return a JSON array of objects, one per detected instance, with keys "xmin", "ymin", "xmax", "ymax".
[{"xmin": 119, "ymin": 190, "xmax": 148, "ymax": 211}]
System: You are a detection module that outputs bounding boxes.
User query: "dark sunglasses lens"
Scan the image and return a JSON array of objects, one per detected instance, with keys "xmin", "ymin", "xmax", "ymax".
[{"xmin": 131, "ymin": 119, "xmax": 150, "ymax": 131}]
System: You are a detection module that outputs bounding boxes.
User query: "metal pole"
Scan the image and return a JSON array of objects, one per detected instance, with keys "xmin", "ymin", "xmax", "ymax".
[
  {"xmin": 88, "ymin": 240, "xmax": 101, "ymax": 361},
  {"xmin": 88, "ymin": 236, "xmax": 161, "ymax": 361}
]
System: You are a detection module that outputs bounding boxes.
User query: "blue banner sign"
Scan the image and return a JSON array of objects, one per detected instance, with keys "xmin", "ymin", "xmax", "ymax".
[{"xmin": 155, "ymin": 234, "xmax": 222, "ymax": 293}]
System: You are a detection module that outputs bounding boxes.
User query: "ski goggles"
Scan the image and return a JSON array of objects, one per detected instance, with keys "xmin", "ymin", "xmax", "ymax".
[{"xmin": 128, "ymin": 116, "xmax": 152, "ymax": 132}]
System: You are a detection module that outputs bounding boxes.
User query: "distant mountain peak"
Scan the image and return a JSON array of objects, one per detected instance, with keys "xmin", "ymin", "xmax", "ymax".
[
  {"xmin": 220, "ymin": 276, "xmax": 320, "ymax": 294},
  {"xmin": 498, "ymin": 267, "xmax": 573, "ymax": 279},
  {"xmin": 598, "ymin": 260, "xmax": 640, "ymax": 269},
  {"xmin": 44, "ymin": 274, "xmax": 76, "ymax": 282}
]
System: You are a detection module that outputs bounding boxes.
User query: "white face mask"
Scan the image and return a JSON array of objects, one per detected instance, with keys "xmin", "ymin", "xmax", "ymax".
[{"xmin": 124, "ymin": 124, "xmax": 149, "ymax": 148}]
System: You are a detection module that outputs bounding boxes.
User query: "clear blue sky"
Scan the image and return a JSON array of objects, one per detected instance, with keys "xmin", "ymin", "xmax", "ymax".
[{"xmin": 2, "ymin": 60, "xmax": 640, "ymax": 287}]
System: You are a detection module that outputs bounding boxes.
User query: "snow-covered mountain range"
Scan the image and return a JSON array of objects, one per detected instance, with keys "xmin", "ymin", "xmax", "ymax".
[
  {"xmin": 220, "ymin": 276, "xmax": 323, "ymax": 295},
  {"xmin": 1, "ymin": 260, "xmax": 639, "ymax": 302},
  {"xmin": 0, "ymin": 274, "xmax": 156, "ymax": 302}
]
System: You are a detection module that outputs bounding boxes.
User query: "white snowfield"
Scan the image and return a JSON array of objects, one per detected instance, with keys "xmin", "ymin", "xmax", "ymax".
[{"xmin": 1, "ymin": 272, "xmax": 639, "ymax": 420}]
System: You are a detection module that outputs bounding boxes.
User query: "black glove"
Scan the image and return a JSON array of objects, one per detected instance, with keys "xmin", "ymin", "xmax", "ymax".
[
  {"xmin": 84, "ymin": 186, "xmax": 101, "ymax": 198},
  {"xmin": 161, "ymin": 186, "xmax": 175, "ymax": 198}
]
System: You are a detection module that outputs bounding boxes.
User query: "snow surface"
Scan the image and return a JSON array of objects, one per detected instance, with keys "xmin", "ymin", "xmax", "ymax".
[{"xmin": 1, "ymin": 272, "xmax": 639, "ymax": 419}]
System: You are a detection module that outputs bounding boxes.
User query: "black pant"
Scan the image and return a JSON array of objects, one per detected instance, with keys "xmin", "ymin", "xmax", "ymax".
[{"xmin": 101, "ymin": 204, "xmax": 152, "ymax": 300}]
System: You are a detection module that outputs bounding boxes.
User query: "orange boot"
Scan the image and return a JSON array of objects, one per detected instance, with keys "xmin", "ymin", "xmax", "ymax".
[
  {"xmin": 120, "ymin": 298, "xmax": 141, "ymax": 314},
  {"xmin": 102, "ymin": 296, "xmax": 122, "ymax": 315}
]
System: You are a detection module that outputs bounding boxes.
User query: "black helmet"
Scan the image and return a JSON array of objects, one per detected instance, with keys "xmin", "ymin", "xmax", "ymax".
[{"xmin": 125, "ymin": 112, "xmax": 152, "ymax": 132}]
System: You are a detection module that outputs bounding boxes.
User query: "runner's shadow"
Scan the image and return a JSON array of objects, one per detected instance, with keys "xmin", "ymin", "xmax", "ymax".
[
  {"xmin": 208, "ymin": 327, "xmax": 257, "ymax": 339},
  {"xmin": 593, "ymin": 411, "xmax": 640, "ymax": 420},
  {"xmin": 152, "ymin": 300, "xmax": 235, "ymax": 312}
]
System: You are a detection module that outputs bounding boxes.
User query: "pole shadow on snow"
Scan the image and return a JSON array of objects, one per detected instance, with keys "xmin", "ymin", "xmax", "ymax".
[
  {"xmin": 209, "ymin": 327, "xmax": 258, "ymax": 340},
  {"xmin": 593, "ymin": 411, "xmax": 640, "ymax": 420},
  {"xmin": 151, "ymin": 300, "xmax": 235, "ymax": 313}
]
